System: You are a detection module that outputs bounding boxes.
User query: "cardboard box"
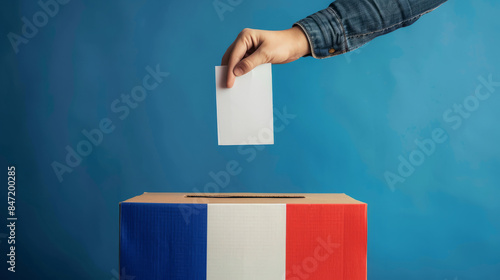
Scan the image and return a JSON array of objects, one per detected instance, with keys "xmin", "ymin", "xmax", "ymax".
[{"xmin": 119, "ymin": 192, "xmax": 367, "ymax": 280}]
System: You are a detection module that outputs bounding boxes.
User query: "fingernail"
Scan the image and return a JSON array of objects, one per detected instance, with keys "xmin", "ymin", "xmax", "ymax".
[{"xmin": 234, "ymin": 67, "xmax": 243, "ymax": 76}]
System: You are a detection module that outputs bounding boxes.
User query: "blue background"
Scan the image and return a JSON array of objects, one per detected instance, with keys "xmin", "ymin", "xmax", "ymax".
[{"xmin": 1, "ymin": 0, "xmax": 499, "ymax": 279}]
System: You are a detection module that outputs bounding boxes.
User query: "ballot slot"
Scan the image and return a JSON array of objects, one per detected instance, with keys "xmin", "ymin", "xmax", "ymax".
[{"xmin": 185, "ymin": 194, "xmax": 305, "ymax": 199}]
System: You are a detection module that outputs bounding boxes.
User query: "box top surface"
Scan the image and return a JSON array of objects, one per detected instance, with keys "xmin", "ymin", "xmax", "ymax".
[{"xmin": 121, "ymin": 192, "xmax": 365, "ymax": 204}]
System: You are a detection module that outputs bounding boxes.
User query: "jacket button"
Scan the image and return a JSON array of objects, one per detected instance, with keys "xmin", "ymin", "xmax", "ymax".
[{"xmin": 328, "ymin": 48, "xmax": 335, "ymax": 54}]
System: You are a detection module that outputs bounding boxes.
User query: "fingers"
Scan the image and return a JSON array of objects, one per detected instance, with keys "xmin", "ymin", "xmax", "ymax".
[
  {"xmin": 233, "ymin": 48, "xmax": 269, "ymax": 77},
  {"xmin": 226, "ymin": 39, "xmax": 251, "ymax": 87},
  {"xmin": 221, "ymin": 27, "xmax": 308, "ymax": 87},
  {"xmin": 225, "ymin": 29, "xmax": 262, "ymax": 88},
  {"xmin": 221, "ymin": 29, "xmax": 268, "ymax": 87}
]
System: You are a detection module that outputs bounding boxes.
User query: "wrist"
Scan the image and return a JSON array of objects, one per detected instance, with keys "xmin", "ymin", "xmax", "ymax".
[{"xmin": 289, "ymin": 26, "xmax": 311, "ymax": 57}]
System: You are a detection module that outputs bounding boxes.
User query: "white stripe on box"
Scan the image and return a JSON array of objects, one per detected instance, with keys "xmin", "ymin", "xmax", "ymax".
[{"xmin": 207, "ymin": 204, "xmax": 286, "ymax": 280}]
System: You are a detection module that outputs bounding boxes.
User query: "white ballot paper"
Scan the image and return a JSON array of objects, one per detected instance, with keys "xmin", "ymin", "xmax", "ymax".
[{"xmin": 215, "ymin": 63, "xmax": 274, "ymax": 146}]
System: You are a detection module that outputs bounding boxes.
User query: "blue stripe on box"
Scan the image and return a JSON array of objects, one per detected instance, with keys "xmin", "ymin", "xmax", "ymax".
[{"xmin": 120, "ymin": 203, "xmax": 207, "ymax": 280}]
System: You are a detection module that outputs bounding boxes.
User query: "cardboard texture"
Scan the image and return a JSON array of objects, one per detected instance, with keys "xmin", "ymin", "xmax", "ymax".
[{"xmin": 120, "ymin": 192, "xmax": 367, "ymax": 280}]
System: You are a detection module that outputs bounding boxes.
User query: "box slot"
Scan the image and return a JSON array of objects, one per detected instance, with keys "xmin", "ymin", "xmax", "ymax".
[{"xmin": 185, "ymin": 194, "xmax": 305, "ymax": 199}]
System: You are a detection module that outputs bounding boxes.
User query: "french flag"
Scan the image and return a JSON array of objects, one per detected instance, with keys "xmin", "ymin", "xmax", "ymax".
[{"xmin": 120, "ymin": 193, "xmax": 367, "ymax": 280}]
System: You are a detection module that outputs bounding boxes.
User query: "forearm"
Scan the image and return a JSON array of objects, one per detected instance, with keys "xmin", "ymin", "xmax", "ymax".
[{"xmin": 294, "ymin": 0, "xmax": 448, "ymax": 58}]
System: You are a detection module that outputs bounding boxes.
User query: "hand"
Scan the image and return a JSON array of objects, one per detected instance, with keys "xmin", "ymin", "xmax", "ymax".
[{"xmin": 221, "ymin": 26, "xmax": 311, "ymax": 88}]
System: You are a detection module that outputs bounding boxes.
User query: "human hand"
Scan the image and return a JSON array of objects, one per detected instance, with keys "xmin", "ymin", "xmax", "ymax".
[{"xmin": 221, "ymin": 26, "xmax": 311, "ymax": 88}]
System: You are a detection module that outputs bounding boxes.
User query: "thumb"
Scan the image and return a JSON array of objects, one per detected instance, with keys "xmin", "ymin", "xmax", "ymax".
[{"xmin": 233, "ymin": 49, "xmax": 269, "ymax": 77}]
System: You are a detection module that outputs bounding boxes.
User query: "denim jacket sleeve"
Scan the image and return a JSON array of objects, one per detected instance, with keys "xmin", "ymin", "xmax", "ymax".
[{"xmin": 294, "ymin": 0, "xmax": 448, "ymax": 58}]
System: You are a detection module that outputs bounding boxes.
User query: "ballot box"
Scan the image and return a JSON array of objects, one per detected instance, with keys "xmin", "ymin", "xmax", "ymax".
[{"xmin": 119, "ymin": 192, "xmax": 367, "ymax": 280}]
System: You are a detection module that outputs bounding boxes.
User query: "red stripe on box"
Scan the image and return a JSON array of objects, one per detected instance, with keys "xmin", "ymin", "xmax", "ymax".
[
  {"xmin": 286, "ymin": 204, "xmax": 367, "ymax": 280},
  {"xmin": 343, "ymin": 204, "xmax": 367, "ymax": 279}
]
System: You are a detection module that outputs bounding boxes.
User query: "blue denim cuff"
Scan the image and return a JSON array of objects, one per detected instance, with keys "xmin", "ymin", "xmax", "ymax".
[{"xmin": 293, "ymin": 7, "xmax": 347, "ymax": 59}]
